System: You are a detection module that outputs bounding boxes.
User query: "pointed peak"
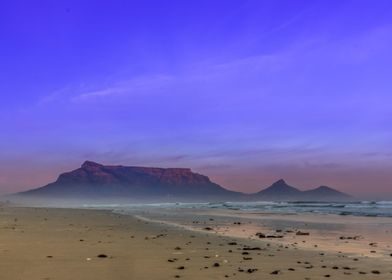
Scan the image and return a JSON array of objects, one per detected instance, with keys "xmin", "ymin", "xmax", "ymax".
[
  {"xmin": 270, "ymin": 179, "xmax": 290, "ymax": 187},
  {"xmin": 274, "ymin": 179, "xmax": 287, "ymax": 184},
  {"xmin": 81, "ymin": 161, "xmax": 103, "ymax": 169},
  {"xmin": 258, "ymin": 178, "xmax": 300, "ymax": 196},
  {"xmin": 315, "ymin": 185, "xmax": 331, "ymax": 190}
]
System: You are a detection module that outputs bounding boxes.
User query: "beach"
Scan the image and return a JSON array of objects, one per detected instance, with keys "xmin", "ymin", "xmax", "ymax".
[{"xmin": 0, "ymin": 203, "xmax": 391, "ymax": 280}]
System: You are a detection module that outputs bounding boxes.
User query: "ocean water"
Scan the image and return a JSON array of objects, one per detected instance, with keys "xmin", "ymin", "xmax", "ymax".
[{"xmin": 84, "ymin": 201, "xmax": 392, "ymax": 218}]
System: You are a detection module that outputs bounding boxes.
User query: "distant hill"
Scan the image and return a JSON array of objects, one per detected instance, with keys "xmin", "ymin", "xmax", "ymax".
[
  {"xmin": 17, "ymin": 161, "xmax": 351, "ymax": 202},
  {"xmin": 256, "ymin": 179, "xmax": 301, "ymax": 198},
  {"xmin": 302, "ymin": 185, "xmax": 351, "ymax": 200},
  {"xmin": 256, "ymin": 179, "xmax": 351, "ymax": 201}
]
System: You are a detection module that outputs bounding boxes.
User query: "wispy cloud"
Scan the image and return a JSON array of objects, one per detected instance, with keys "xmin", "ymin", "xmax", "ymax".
[
  {"xmin": 71, "ymin": 74, "xmax": 174, "ymax": 103},
  {"xmin": 33, "ymin": 74, "xmax": 174, "ymax": 107}
]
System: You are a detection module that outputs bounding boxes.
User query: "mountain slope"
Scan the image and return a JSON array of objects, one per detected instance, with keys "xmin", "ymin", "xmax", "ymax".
[
  {"xmin": 302, "ymin": 186, "xmax": 351, "ymax": 200},
  {"xmin": 256, "ymin": 179, "xmax": 301, "ymax": 197}
]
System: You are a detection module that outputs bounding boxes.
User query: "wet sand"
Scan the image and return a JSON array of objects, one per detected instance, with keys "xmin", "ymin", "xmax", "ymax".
[
  {"xmin": 0, "ymin": 204, "xmax": 391, "ymax": 280},
  {"xmin": 124, "ymin": 207, "xmax": 392, "ymax": 259}
]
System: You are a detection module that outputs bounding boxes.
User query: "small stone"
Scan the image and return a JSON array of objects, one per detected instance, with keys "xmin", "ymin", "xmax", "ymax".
[{"xmin": 296, "ymin": 231, "xmax": 310, "ymax": 236}]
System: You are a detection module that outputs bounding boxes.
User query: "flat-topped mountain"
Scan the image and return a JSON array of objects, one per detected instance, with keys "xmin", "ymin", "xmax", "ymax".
[
  {"xmin": 20, "ymin": 161, "xmax": 239, "ymax": 199},
  {"xmin": 17, "ymin": 161, "xmax": 351, "ymax": 201}
]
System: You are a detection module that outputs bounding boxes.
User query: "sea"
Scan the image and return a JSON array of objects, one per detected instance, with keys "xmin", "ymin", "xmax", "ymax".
[{"xmin": 83, "ymin": 201, "xmax": 392, "ymax": 218}]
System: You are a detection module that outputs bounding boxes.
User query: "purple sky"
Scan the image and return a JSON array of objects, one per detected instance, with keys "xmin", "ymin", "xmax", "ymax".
[{"xmin": 1, "ymin": 0, "xmax": 392, "ymax": 199}]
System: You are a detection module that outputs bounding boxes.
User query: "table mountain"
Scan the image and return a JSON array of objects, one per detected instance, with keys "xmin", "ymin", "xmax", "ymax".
[{"xmin": 19, "ymin": 161, "xmax": 239, "ymax": 199}]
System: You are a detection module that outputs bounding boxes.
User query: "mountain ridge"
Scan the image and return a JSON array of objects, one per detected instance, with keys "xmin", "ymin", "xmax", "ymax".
[
  {"xmin": 17, "ymin": 161, "xmax": 351, "ymax": 201},
  {"xmin": 256, "ymin": 179, "xmax": 351, "ymax": 201}
]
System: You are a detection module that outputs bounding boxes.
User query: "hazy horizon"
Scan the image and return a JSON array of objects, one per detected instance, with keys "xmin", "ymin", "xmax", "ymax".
[{"xmin": 1, "ymin": 1, "xmax": 392, "ymax": 200}]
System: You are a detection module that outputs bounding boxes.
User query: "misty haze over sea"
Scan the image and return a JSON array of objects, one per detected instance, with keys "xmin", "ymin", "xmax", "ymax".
[{"xmin": 64, "ymin": 201, "xmax": 392, "ymax": 218}]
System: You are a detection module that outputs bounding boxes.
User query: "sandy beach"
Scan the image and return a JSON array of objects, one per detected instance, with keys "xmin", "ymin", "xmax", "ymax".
[{"xmin": 1, "ymin": 204, "xmax": 391, "ymax": 280}]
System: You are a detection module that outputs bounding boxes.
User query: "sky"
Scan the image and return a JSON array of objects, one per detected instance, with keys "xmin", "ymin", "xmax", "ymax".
[{"xmin": 1, "ymin": 0, "xmax": 392, "ymax": 199}]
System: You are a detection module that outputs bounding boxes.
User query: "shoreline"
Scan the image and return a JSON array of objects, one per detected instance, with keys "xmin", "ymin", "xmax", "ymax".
[{"xmin": 115, "ymin": 207, "xmax": 392, "ymax": 260}]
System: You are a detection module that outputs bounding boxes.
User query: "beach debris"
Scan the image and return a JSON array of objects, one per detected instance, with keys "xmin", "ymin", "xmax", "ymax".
[
  {"xmin": 97, "ymin": 254, "xmax": 108, "ymax": 258},
  {"xmin": 305, "ymin": 265, "xmax": 314, "ymax": 269},
  {"xmin": 168, "ymin": 258, "xmax": 178, "ymax": 262},
  {"xmin": 266, "ymin": 235, "xmax": 284, "ymax": 238},
  {"xmin": 255, "ymin": 232, "xmax": 266, "ymax": 238},
  {"xmin": 371, "ymin": 270, "xmax": 380, "ymax": 274},
  {"xmin": 243, "ymin": 247, "xmax": 261, "ymax": 251},
  {"xmin": 296, "ymin": 231, "xmax": 310, "ymax": 236},
  {"xmin": 247, "ymin": 268, "xmax": 257, "ymax": 273},
  {"xmin": 256, "ymin": 232, "xmax": 283, "ymax": 238},
  {"xmin": 86, "ymin": 258, "xmax": 91, "ymax": 261},
  {"xmin": 213, "ymin": 262, "xmax": 220, "ymax": 267},
  {"xmin": 270, "ymin": 270, "xmax": 281, "ymax": 275},
  {"xmin": 177, "ymin": 266, "xmax": 185, "ymax": 270},
  {"xmin": 204, "ymin": 227, "xmax": 213, "ymax": 231},
  {"xmin": 339, "ymin": 235, "xmax": 361, "ymax": 240}
]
